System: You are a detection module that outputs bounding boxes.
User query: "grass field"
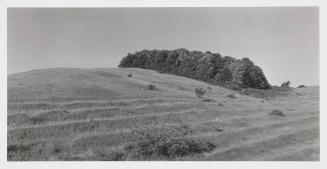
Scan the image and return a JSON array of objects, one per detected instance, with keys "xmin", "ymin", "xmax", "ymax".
[{"xmin": 7, "ymin": 68, "xmax": 319, "ymax": 161}]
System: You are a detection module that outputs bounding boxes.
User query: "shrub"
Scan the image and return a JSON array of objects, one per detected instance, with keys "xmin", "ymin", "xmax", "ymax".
[
  {"xmin": 148, "ymin": 84, "xmax": 158, "ymax": 91},
  {"xmin": 202, "ymin": 98, "xmax": 216, "ymax": 102},
  {"xmin": 298, "ymin": 85, "xmax": 306, "ymax": 88},
  {"xmin": 125, "ymin": 125, "xmax": 215, "ymax": 160},
  {"xmin": 281, "ymin": 81, "xmax": 291, "ymax": 89},
  {"xmin": 127, "ymin": 73, "xmax": 132, "ymax": 77},
  {"xmin": 269, "ymin": 110, "xmax": 285, "ymax": 117},
  {"xmin": 178, "ymin": 86, "xmax": 186, "ymax": 91},
  {"xmin": 226, "ymin": 94, "xmax": 237, "ymax": 99},
  {"xmin": 195, "ymin": 88, "xmax": 206, "ymax": 98},
  {"xmin": 215, "ymin": 126, "xmax": 223, "ymax": 132},
  {"xmin": 29, "ymin": 114, "xmax": 47, "ymax": 124}
]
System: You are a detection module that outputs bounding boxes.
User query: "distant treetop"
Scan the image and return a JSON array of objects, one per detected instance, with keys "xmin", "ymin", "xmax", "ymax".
[{"xmin": 119, "ymin": 48, "xmax": 271, "ymax": 90}]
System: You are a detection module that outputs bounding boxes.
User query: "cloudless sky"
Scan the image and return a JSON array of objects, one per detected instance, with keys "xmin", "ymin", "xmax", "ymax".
[{"xmin": 8, "ymin": 7, "xmax": 319, "ymax": 86}]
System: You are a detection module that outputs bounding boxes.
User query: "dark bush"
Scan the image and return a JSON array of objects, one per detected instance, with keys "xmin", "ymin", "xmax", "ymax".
[
  {"xmin": 269, "ymin": 110, "xmax": 285, "ymax": 117},
  {"xmin": 195, "ymin": 88, "xmax": 206, "ymax": 98},
  {"xmin": 281, "ymin": 81, "xmax": 291, "ymax": 89},
  {"xmin": 298, "ymin": 85, "xmax": 306, "ymax": 88},
  {"xmin": 226, "ymin": 94, "xmax": 237, "ymax": 99},
  {"xmin": 125, "ymin": 125, "xmax": 215, "ymax": 160},
  {"xmin": 127, "ymin": 73, "xmax": 132, "ymax": 77},
  {"xmin": 29, "ymin": 114, "xmax": 47, "ymax": 124},
  {"xmin": 202, "ymin": 98, "xmax": 216, "ymax": 102},
  {"xmin": 148, "ymin": 84, "xmax": 158, "ymax": 91},
  {"xmin": 178, "ymin": 86, "xmax": 186, "ymax": 91},
  {"xmin": 215, "ymin": 126, "xmax": 224, "ymax": 132}
]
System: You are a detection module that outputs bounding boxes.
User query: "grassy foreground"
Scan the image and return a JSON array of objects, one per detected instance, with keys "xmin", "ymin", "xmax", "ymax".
[{"xmin": 7, "ymin": 68, "xmax": 319, "ymax": 161}]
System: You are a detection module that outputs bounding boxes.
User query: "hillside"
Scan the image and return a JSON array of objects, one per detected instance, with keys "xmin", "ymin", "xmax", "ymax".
[{"xmin": 7, "ymin": 68, "xmax": 319, "ymax": 161}]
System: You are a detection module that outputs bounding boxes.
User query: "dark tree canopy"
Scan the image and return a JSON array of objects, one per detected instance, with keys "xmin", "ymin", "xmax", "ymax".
[{"xmin": 119, "ymin": 49, "xmax": 271, "ymax": 90}]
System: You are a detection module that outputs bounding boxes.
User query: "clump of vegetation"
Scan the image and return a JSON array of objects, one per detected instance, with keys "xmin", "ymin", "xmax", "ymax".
[
  {"xmin": 127, "ymin": 73, "xmax": 132, "ymax": 77},
  {"xmin": 215, "ymin": 126, "xmax": 224, "ymax": 132},
  {"xmin": 269, "ymin": 110, "xmax": 285, "ymax": 117},
  {"xmin": 226, "ymin": 94, "xmax": 237, "ymax": 99},
  {"xmin": 195, "ymin": 88, "xmax": 206, "ymax": 98},
  {"xmin": 298, "ymin": 85, "xmax": 306, "ymax": 88},
  {"xmin": 119, "ymin": 49, "xmax": 271, "ymax": 90},
  {"xmin": 148, "ymin": 84, "xmax": 158, "ymax": 91},
  {"xmin": 178, "ymin": 86, "xmax": 186, "ymax": 91},
  {"xmin": 202, "ymin": 98, "xmax": 216, "ymax": 102},
  {"xmin": 281, "ymin": 81, "xmax": 291, "ymax": 89},
  {"xmin": 124, "ymin": 125, "xmax": 215, "ymax": 160},
  {"xmin": 218, "ymin": 103, "xmax": 224, "ymax": 107},
  {"xmin": 29, "ymin": 114, "xmax": 47, "ymax": 124}
]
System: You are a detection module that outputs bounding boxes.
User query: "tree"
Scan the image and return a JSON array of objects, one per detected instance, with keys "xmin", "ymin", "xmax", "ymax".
[
  {"xmin": 119, "ymin": 49, "xmax": 271, "ymax": 90},
  {"xmin": 281, "ymin": 81, "xmax": 291, "ymax": 89},
  {"xmin": 195, "ymin": 53, "xmax": 217, "ymax": 81}
]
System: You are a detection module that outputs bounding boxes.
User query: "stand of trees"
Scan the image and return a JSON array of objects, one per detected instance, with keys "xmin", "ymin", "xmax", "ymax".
[{"xmin": 119, "ymin": 49, "xmax": 271, "ymax": 90}]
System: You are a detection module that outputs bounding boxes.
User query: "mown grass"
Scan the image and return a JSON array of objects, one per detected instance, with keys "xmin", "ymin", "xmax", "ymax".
[{"xmin": 8, "ymin": 101, "xmax": 204, "ymax": 127}]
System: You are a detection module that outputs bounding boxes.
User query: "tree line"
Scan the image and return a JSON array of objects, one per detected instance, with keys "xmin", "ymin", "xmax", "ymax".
[{"xmin": 118, "ymin": 48, "xmax": 271, "ymax": 90}]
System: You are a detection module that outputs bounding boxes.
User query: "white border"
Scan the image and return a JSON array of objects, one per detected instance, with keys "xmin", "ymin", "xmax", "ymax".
[{"xmin": 1, "ymin": 1, "xmax": 325, "ymax": 169}]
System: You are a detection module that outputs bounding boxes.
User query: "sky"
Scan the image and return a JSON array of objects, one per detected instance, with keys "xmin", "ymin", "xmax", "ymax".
[{"xmin": 7, "ymin": 7, "xmax": 319, "ymax": 86}]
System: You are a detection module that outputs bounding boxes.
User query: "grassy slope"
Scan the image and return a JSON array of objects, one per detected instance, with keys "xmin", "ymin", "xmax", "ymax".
[{"xmin": 7, "ymin": 68, "xmax": 319, "ymax": 161}]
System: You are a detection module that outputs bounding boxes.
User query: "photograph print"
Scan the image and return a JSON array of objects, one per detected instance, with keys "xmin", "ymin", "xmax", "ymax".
[{"xmin": 7, "ymin": 7, "xmax": 319, "ymax": 161}]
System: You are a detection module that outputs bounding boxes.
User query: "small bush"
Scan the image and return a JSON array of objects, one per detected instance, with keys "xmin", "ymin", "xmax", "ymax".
[
  {"xmin": 7, "ymin": 144, "xmax": 33, "ymax": 153},
  {"xmin": 178, "ymin": 86, "xmax": 186, "ymax": 91},
  {"xmin": 195, "ymin": 88, "xmax": 206, "ymax": 98},
  {"xmin": 298, "ymin": 85, "xmax": 306, "ymax": 88},
  {"xmin": 29, "ymin": 115, "xmax": 47, "ymax": 124},
  {"xmin": 148, "ymin": 84, "xmax": 158, "ymax": 91},
  {"xmin": 226, "ymin": 94, "xmax": 237, "ymax": 99},
  {"xmin": 202, "ymin": 98, "xmax": 216, "ymax": 102},
  {"xmin": 124, "ymin": 125, "xmax": 215, "ymax": 160},
  {"xmin": 281, "ymin": 81, "xmax": 291, "ymax": 89},
  {"xmin": 269, "ymin": 110, "xmax": 285, "ymax": 117},
  {"xmin": 127, "ymin": 73, "xmax": 132, "ymax": 77},
  {"xmin": 215, "ymin": 126, "xmax": 224, "ymax": 132},
  {"xmin": 125, "ymin": 136, "xmax": 214, "ymax": 160}
]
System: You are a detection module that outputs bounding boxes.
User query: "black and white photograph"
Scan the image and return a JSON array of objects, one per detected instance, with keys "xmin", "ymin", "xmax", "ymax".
[{"xmin": 1, "ymin": 0, "xmax": 325, "ymax": 167}]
